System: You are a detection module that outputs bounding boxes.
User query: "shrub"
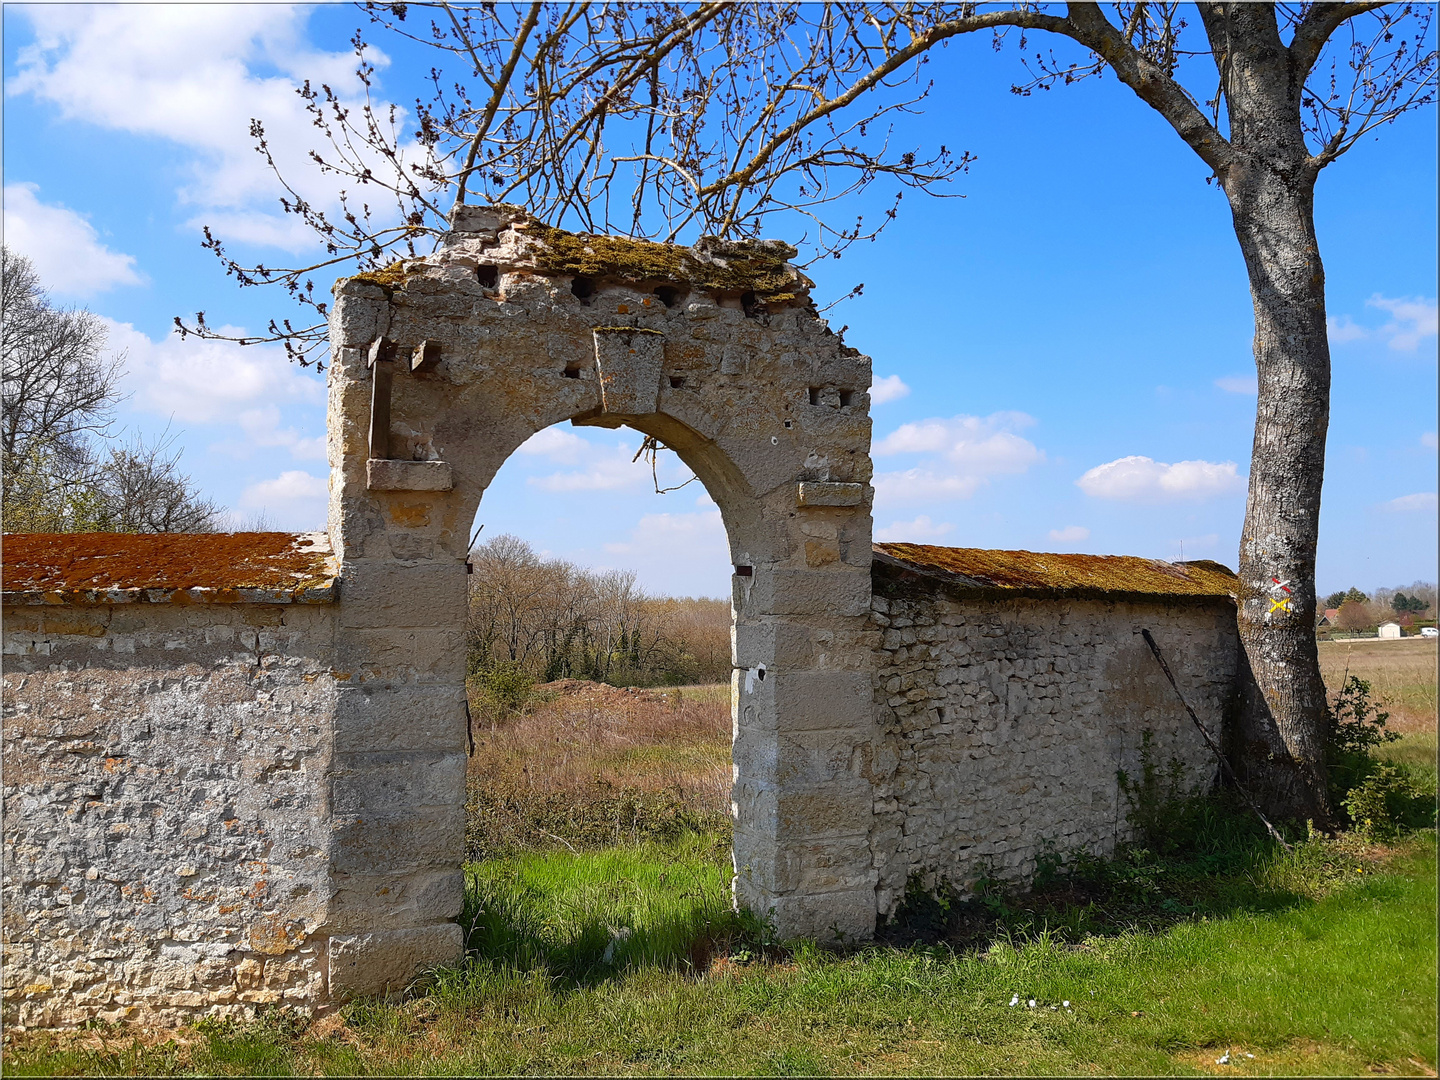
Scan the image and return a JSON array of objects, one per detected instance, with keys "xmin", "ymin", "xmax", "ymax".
[
  {"xmin": 476, "ymin": 661, "xmax": 538, "ymax": 718},
  {"xmin": 1326, "ymin": 675, "xmax": 1435, "ymax": 835},
  {"xmin": 1326, "ymin": 675, "xmax": 1400, "ymax": 807},
  {"xmin": 1343, "ymin": 764, "xmax": 1437, "ymax": 838}
]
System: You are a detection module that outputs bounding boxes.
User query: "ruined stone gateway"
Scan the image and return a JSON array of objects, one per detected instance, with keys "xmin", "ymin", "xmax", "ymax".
[{"xmin": 2, "ymin": 208, "xmax": 1240, "ymax": 1025}]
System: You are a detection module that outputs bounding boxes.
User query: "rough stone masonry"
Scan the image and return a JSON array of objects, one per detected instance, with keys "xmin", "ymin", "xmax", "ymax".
[{"xmin": 1, "ymin": 207, "xmax": 1243, "ymax": 1026}]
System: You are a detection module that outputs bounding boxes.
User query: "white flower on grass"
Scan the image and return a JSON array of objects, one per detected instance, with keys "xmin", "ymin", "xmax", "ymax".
[
  {"xmin": 1027, "ymin": 999, "xmax": 1036, "ymax": 1008},
  {"xmin": 1008, "ymin": 994, "xmax": 1019, "ymax": 1007},
  {"xmin": 1062, "ymin": 1000, "xmax": 1071, "ymax": 1007}
]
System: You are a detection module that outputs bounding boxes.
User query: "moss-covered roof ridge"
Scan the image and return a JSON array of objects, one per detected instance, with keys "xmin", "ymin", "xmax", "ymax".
[
  {"xmin": 874, "ymin": 543, "xmax": 1239, "ymax": 602},
  {"xmin": 439, "ymin": 203, "xmax": 812, "ymax": 304}
]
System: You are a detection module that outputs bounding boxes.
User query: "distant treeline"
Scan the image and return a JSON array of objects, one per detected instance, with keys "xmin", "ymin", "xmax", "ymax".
[
  {"xmin": 467, "ymin": 533, "xmax": 731, "ymax": 687},
  {"xmin": 1320, "ymin": 581, "xmax": 1437, "ymax": 632}
]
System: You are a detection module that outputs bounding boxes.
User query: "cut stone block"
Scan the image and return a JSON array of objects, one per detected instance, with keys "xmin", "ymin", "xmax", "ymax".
[
  {"xmin": 593, "ymin": 327, "xmax": 664, "ymax": 414},
  {"xmin": 367, "ymin": 459, "xmax": 453, "ymax": 491},
  {"xmin": 329, "ymin": 923, "xmax": 463, "ymax": 996},
  {"xmin": 797, "ymin": 481, "xmax": 866, "ymax": 507}
]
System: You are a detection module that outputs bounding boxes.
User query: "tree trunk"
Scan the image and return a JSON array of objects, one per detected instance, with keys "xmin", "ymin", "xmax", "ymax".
[
  {"xmin": 1222, "ymin": 157, "xmax": 1333, "ymax": 826},
  {"xmin": 1199, "ymin": 3, "xmax": 1336, "ymax": 826}
]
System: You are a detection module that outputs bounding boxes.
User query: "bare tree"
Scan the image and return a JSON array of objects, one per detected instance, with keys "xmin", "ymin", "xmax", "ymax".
[
  {"xmin": 190, "ymin": 3, "xmax": 1434, "ymax": 823},
  {"xmin": 2, "ymin": 246, "xmax": 123, "ymax": 477},
  {"xmin": 178, "ymin": 2, "xmax": 966, "ymax": 364},
  {"xmin": 3, "ymin": 246, "xmax": 219, "ymax": 534},
  {"xmin": 91, "ymin": 432, "xmax": 221, "ymax": 533},
  {"xmin": 466, "ymin": 532, "xmax": 728, "ymax": 684}
]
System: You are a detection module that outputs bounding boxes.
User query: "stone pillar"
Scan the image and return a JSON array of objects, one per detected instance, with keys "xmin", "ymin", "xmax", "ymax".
[
  {"xmin": 730, "ymin": 484, "xmax": 878, "ymax": 941},
  {"xmin": 323, "ymin": 291, "xmax": 470, "ymax": 996}
]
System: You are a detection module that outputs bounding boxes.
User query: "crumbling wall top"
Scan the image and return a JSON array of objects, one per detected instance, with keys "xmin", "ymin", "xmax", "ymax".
[{"xmin": 347, "ymin": 203, "xmax": 812, "ymax": 306}]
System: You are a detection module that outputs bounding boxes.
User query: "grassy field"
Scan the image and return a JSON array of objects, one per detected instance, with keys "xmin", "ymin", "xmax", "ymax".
[
  {"xmin": 6, "ymin": 831, "xmax": 1435, "ymax": 1076},
  {"xmin": 1319, "ymin": 637, "xmax": 1438, "ymax": 736},
  {"xmin": 5, "ymin": 672, "xmax": 1436, "ymax": 1076}
]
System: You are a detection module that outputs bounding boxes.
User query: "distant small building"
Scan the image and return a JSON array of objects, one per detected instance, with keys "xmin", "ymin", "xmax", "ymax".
[
  {"xmin": 1378, "ymin": 621, "xmax": 1403, "ymax": 639},
  {"xmin": 1318, "ymin": 608, "xmax": 1340, "ymax": 626}
]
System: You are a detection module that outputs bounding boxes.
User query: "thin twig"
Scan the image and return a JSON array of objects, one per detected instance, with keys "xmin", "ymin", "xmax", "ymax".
[{"xmin": 1138, "ymin": 628, "xmax": 1293, "ymax": 852}]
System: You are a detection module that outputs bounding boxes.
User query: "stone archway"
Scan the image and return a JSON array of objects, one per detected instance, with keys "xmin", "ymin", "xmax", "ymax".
[{"xmin": 323, "ymin": 208, "xmax": 878, "ymax": 995}]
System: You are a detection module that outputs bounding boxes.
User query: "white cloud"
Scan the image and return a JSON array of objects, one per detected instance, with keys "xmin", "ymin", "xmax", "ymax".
[
  {"xmin": 1327, "ymin": 314, "xmax": 1368, "ymax": 343},
  {"xmin": 1077, "ymin": 455, "xmax": 1245, "ymax": 502},
  {"xmin": 528, "ymin": 441, "xmax": 653, "ymax": 492},
  {"xmin": 602, "ymin": 509, "xmax": 730, "ymax": 596},
  {"xmin": 873, "ymin": 412, "xmax": 1044, "ymax": 506},
  {"xmin": 2, "ymin": 182, "xmax": 142, "ymax": 296},
  {"xmin": 1214, "ymin": 374, "xmax": 1257, "ymax": 395},
  {"xmin": 212, "ymin": 406, "xmax": 326, "ymax": 461},
  {"xmin": 1422, "ymin": 432, "xmax": 1438, "ymax": 450},
  {"xmin": 9, "ymin": 6, "xmax": 405, "ymax": 253},
  {"xmin": 1328, "ymin": 296, "xmax": 1438, "ymax": 352},
  {"xmin": 104, "ymin": 319, "xmax": 325, "ymax": 424},
  {"xmin": 875, "ymin": 515, "xmax": 954, "ymax": 542},
  {"xmin": 1367, "ymin": 295, "xmax": 1439, "ymax": 352},
  {"xmin": 516, "ymin": 427, "xmax": 593, "ymax": 465},
  {"xmin": 1048, "ymin": 525, "xmax": 1090, "ymax": 543},
  {"xmin": 1384, "ymin": 492, "xmax": 1438, "ymax": 513},
  {"xmin": 238, "ymin": 469, "xmax": 328, "ymax": 530},
  {"xmin": 869, "ymin": 375, "xmax": 910, "ymax": 405}
]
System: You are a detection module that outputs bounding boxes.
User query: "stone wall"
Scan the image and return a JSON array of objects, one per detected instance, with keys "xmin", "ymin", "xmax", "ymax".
[
  {"xmin": 2, "ymin": 599, "xmax": 337, "ymax": 1027},
  {"xmin": 866, "ymin": 563, "xmax": 1239, "ymax": 917}
]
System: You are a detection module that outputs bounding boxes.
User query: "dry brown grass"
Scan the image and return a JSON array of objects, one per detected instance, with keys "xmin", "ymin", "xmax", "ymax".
[
  {"xmin": 1318, "ymin": 638, "xmax": 1438, "ymax": 735},
  {"xmin": 468, "ymin": 679, "xmax": 730, "ymax": 797},
  {"xmin": 465, "ymin": 679, "xmax": 732, "ymax": 856}
]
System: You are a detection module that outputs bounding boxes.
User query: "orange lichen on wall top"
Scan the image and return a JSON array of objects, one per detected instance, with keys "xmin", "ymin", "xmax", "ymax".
[
  {"xmin": 874, "ymin": 543, "xmax": 1237, "ymax": 600},
  {"xmin": 1, "ymin": 532, "xmax": 337, "ymax": 604}
]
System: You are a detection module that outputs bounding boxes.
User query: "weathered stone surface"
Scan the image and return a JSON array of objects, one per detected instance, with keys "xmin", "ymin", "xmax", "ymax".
[
  {"xmin": 2, "ymin": 212, "xmax": 1248, "ymax": 1026},
  {"xmin": 593, "ymin": 327, "xmax": 664, "ymax": 414},
  {"xmin": 1, "ymin": 603, "xmax": 337, "ymax": 1027},
  {"xmin": 324, "ymin": 218, "xmax": 879, "ymax": 948},
  {"xmin": 367, "ymin": 459, "xmax": 454, "ymax": 491},
  {"xmin": 865, "ymin": 583, "xmax": 1238, "ymax": 918},
  {"xmin": 328, "ymin": 924, "xmax": 463, "ymax": 996},
  {"xmin": 796, "ymin": 481, "xmax": 865, "ymax": 507}
]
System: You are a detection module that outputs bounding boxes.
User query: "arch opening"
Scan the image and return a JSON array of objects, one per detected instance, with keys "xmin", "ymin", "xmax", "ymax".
[{"xmin": 324, "ymin": 221, "xmax": 879, "ymax": 995}]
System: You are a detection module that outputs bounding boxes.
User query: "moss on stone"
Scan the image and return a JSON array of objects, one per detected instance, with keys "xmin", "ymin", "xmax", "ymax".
[
  {"xmin": 520, "ymin": 221, "xmax": 802, "ymax": 303},
  {"xmin": 348, "ymin": 261, "xmax": 408, "ymax": 291}
]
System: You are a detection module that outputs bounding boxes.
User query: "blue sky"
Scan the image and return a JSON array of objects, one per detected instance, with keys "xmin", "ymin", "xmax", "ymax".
[{"xmin": 4, "ymin": 5, "xmax": 1435, "ymax": 599}]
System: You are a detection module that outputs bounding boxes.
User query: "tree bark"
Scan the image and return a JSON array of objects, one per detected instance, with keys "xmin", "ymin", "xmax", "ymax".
[{"xmin": 1206, "ymin": 4, "xmax": 1334, "ymax": 825}]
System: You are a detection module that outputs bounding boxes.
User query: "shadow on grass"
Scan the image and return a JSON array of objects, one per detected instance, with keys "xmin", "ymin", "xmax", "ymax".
[
  {"xmin": 880, "ymin": 788, "xmax": 1320, "ymax": 952},
  {"xmin": 451, "ymin": 834, "xmax": 771, "ymax": 991}
]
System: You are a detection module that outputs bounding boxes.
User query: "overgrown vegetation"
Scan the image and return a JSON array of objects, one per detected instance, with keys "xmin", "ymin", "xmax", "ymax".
[
  {"xmin": 464, "ymin": 680, "xmax": 731, "ymax": 860},
  {"xmin": 1327, "ymin": 675, "xmax": 1437, "ymax": 838}
]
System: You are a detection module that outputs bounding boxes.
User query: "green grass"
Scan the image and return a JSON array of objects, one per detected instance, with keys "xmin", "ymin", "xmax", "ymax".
[
  {"xmin": 1381, "ymin": 730, "xmax": 1439, "ymax": 774},
  {"xmin": 8, "ymin": 829, "xmax": 1436, "ymax": 1077},
  {"xmin": 459, "ymin": 835, "xmax": 740, "ymax": 981}
]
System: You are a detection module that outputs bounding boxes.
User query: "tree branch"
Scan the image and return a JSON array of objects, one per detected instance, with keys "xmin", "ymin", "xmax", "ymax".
[
  {"xmin": 1290, "ymin": 0, "xmax": 1388, "ymax": 76},
  {"xmin": 1062, "ymin": 3, "xmax": 1235, "ymax": 174}
]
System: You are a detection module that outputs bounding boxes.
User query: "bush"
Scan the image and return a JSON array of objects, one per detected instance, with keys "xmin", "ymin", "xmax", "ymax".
[
  {"xmin": 1327, "ymin": 675, "xmax": 1399, "ymax": 807},
  {"xmin": 1326, "ymin": 675, "xmax": 1435, "ymax": 835},
  {"xmin": 475, "ymin": 661, "xmax": 538, "ymax": 718},
  {"xmin": 1343, "ymin": 765, "xmax": 1437, "ymax": 838}
]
